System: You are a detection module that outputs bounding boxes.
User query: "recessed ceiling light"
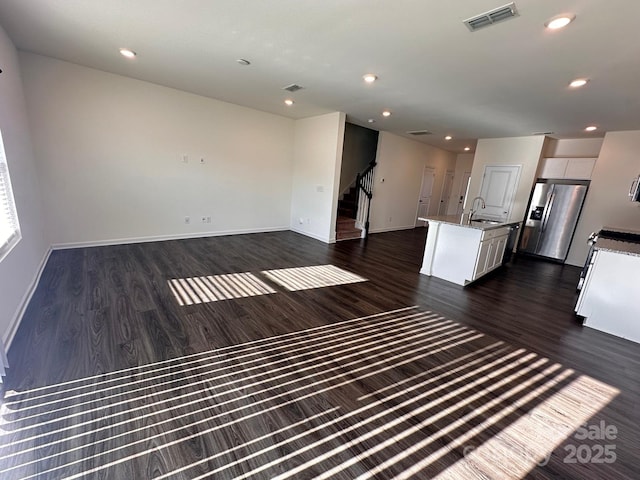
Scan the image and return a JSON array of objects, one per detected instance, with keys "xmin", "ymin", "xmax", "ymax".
[
  {"xmin": 464, "ymin": 147, "xmax": 471, "ymax": 151},
  {"xmin": 284, "ymin": 99, "xmax": 294, "ymax": 106},
  {"xmin": 236, "ymin": 58, "xmax": 251, "ymax": 66},
  {"xmin": 382, "ymin": 110, "xmax": 391, "ymax": 117},
  {"xmin": 445, "ymin": 135, "xmax": 452, "ymax": 141},
  {"xmin": 585, "ymin": 125, "xmax": 597, "ymax": 132},
  {"xmin": 119, "ymin": 48, "xmax": 137, "ymax": 59},
  {"xmin": 367, "ymin": 119, "xmax": 375, "ymax": 123},
  {"xmin": 569, "ymin": 78, "xmax": 589, "ymax": 88},
  {"xmin": 545, "ymin": 14, "xmax": 575, "ymax": 30},
  {"xmin": 363, "ymin": 74, "xmax": 377, "ymax": 83}
]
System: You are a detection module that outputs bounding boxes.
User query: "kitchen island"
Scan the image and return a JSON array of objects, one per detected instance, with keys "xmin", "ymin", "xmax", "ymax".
[
  {"xmin": 419, "ymin": 215, "xmax": 520, "ymax": 286},
  {"xmin": 575, "ymin": 231, "xmax": 640, "ymax": 344}
]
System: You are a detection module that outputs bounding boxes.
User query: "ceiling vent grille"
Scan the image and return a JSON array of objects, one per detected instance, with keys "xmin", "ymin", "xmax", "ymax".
[
  {"xmin": 407, "ymin": 130, "xmax": 432, "ymax": 136},
  {"xmin": 283, "ymin": 83, "xmax": 304, "ymax": 92},
  {"xmin": 464, "ymin": 2, "xmax": 519, "ymax": 31}
]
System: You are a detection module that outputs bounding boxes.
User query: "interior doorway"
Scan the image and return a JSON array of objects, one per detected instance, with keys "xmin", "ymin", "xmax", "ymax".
[{"xmin": 416, "ymin": 166, "xmax": 435, "ymax": 226}]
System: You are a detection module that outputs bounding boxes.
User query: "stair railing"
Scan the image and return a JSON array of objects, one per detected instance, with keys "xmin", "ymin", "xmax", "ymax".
[{"xmin": 355, "ymin": 160, "xmax": 376, "ymax": 238}]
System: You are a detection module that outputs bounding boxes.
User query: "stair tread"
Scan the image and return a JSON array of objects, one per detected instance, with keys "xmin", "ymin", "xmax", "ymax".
[
  {"xmin": 336, "ymin": 209, "xmax": 361, "ymax": 238},
  {"xmin": 336, "ymin": 231, "xmax": 362, "ymax": 241}
]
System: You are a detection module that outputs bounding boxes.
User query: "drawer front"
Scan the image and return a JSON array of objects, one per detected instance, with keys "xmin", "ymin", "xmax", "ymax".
[{"xmin": 481, "ymin": 226, "xmax": 510, "ymax": 241}]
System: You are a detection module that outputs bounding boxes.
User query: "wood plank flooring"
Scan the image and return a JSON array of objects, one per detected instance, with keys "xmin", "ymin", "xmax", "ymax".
[{"xmin": 1, "ymin": 229, "xmax": 638, "ymax": 479}]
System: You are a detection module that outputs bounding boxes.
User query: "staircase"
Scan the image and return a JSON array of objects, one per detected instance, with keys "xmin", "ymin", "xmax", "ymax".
[
  {"xmin": 338, "ymin": 185, "xmax": 358, "ymax": 218},
  {"xmin": 335, "ymin": 160, "xmax": 377, "ymax": 241},
  {"xmin": 336, "ymin": 217, "xmax": 362, "ymax": 240},
  {"xmin": 336, "ymin": 185, "xmax": 363, "ymax": 240}
]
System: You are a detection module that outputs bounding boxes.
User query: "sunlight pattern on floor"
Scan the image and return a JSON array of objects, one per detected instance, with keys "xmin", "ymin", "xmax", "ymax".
[
  {"xmin": 0, "ymin": 306, "xmax": 619, "ymax": 479},
  {"xmin": 261, "ymin": 264, "xmax": 367, "ymax": 291},
  {"xmin": 168, "ymin": 272, "xmax": 276, "ymax": 305}
]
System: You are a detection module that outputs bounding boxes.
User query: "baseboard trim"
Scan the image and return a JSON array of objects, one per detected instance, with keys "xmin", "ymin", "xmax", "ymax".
[
  {"xmin": 51, "ymin": 226, "xmax": 291, "ymax": 250},
  {"xmin": 289, "ymin": 227, "xmax": 333, "ymax": 244},
  {"xmin": 4, "ymin": 246, "xmax": 53, "ymax": 350},
  {"xmin": 369, "ymin": 225, "xmax": 417, "ymax": 234}
]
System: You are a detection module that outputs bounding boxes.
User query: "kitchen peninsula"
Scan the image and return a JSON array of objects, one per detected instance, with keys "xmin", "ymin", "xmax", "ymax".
[{"xmin": 419, "ymin": 215, "xmax": 520, "ymax": 286}]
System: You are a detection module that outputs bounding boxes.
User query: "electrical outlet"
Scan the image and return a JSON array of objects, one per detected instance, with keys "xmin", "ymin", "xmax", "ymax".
[
  {"xmin": 200, "ymin": 157, "xmax": 205, "ymax": 164},
  {"xmin": 182, "ymin": 154, "xmax": 189, "ymax": 163},
  {"xmin": 201, "ymin": 216, "xmax": 207, "ymax": 223},
  {"xmin": 206, "ymin": 216, "xmax": 211, "ymax": 224},
  {"xmin": 184, "ymin": 216, "xmax": 190, "ymax": 224}
]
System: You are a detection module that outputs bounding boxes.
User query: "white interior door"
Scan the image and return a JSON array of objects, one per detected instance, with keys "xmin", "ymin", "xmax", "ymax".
[
  {"xmin": 456, "ymin": 171, "xmax": 472, "ymax": 216},
  {"xmin": 479, "ymin": 165, "xmax": 521, "ymax": 221},
  {"xmin": 416, "ymin": 166, "xmax": 435, "ymax": 226},
  {"xmin": 438, "ymin": 170, "xmax": 454, "ymax": 215}
]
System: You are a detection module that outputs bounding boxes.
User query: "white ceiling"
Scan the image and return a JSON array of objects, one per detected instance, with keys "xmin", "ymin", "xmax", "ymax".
[{"xmin": 0, "ymin": 0, "xmax": 638, "ymax": 153}]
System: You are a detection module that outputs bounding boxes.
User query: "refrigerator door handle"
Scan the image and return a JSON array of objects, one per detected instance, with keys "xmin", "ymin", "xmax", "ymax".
[
  {"xmin": 541, "ymin": 193, "xmax": 556, "ymax": 233},
  {"xmin": 629, "ymin": 177, "xmax": 639, "ymax": 198}
]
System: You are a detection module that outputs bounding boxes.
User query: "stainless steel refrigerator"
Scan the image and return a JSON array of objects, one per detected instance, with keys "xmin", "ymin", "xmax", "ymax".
[{"xmin": 519, "ymin": 180, "xmax": 588, "ymax": 261}]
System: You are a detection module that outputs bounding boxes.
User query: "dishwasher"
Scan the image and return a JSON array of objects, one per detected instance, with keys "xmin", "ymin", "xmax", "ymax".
[{"xmin": 502, "ymin": 224, "xmax": 520, "ymax": 265}]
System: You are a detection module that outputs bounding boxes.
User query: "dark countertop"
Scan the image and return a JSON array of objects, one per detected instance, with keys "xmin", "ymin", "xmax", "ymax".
[
  {"xmin": 596, "ymin": 238, "xmax": 640, "ymax": 257},
  {"xmin": 596, "ymin": 226, "xmax": 640, "ymax": 256}
]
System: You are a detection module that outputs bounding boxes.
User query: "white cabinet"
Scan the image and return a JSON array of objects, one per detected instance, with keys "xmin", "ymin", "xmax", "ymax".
[
  {"xmin": 474, "ymin": 239, "xmax": 492, "ymax": 279},
  {"xmin": 473, "ymin": 227, "xmax": 510, "ymax": 280},
  {"xmin": 420, "ymin": 220, "xmax": 514, "ymax": 286},
  {"xmin": 565, "ymin": 158, "xmax": 597, "ymax": 179},
  {"xmin": 491, "ymin": 234, "xmax": 509, "ymax": 269},
  {"xmin": 539, "ymin": 157, "xmax": 568, "ymax": 179},
  {"xmin": 576, "ymin": 249, "xmax": 640, "ymax": 343},
  {"xmin": 539, "ymin": 157, "xmax": 596, "ymax": 180}
]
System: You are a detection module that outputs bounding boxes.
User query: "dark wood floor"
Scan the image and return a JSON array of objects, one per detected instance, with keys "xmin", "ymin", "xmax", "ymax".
[{"xmin": 1, "ymin": 228, "xmax": 638, "ymax": 479}]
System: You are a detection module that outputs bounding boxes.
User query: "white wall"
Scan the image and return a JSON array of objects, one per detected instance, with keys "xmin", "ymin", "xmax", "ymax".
[
  {"xmin": 467, "ymin": 136, "xmax": 546, "ymax": 223},
  {"xmin": 567, "ymin": 130, "xmax": 640, "ymax": 266},
  {"xmin": 446, "ymin": 153, "xmax": 474, "ymax": 215},
  {"xmin": 290, "ymin": 112, "xmax": 346, "ymax": 243},
  {"xmin": 20, "ymin": 53, "xmax": 295, "ymax": 247},
  {"xmin": 369, "ymin": 132, "xmax": 457, "ymax": 233},
  {"xmin": 0, "ymin": 29, "xmax": 48, "ymax": 348}
]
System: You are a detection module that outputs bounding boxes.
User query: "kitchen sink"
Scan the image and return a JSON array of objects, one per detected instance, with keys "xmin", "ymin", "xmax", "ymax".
[{"xmin": 471, "ymin": 219, "xmax": 502, "ymax": 225}]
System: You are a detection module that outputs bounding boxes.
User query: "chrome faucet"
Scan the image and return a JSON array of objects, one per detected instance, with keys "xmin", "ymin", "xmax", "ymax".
[{"xmin": 468, "ymin": 196, "xmax": 486, "ymax": 223}]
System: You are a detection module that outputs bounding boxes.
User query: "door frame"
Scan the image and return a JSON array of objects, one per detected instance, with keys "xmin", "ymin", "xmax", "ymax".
[
  {"xmin": 456, "ymin": 171, "xmax": 472, "ymax": 216},
  {"xmin": 438, "ymin": 170, "xmax": 455, "ymax": 215},
  {"xmin": 415, "ymin": 166, "xmax": 436, "ymax": 227}
]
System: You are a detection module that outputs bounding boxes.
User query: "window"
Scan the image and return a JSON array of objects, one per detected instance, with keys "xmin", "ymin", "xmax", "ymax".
[{"xmin": 0, "ymin": 129, "xmax": 20, "ymax": 261}]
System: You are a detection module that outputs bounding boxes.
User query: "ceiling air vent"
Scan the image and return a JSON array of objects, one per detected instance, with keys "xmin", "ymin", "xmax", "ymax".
[
  {"xmin": 464, "ymin": 2, "xmax": 519, "ymax": 31},
  {"xmin": 407, "ymin": 130, "xmax": 432, "ymax": 136},
  {"xmin": 283, "ymin": 83, "xmax": 304, "ymax": 92}
]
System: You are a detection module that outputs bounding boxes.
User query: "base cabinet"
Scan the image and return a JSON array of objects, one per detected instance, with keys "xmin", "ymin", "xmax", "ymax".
[
  {"xmin": 420, "ymin": 221, "xmax": 514, "ymax": 286},
  {"xmin": 491, "ymin": 234, "xmax": 508, "ymax": 269},
  {"xmin": 474, "ymin": 240, "xmax": 493, "ymax": 279},
  {"xmin": 473, "ymin": 231, "xmax": 509, "ymax": 281},
  {"xmin": 576, "ymin": 249, "xmax": 640, "ymax": 343}
]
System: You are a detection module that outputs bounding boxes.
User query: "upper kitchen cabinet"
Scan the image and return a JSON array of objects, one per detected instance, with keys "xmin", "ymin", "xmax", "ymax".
[{"xmin": 538, "ymin": 157, "xmax": 597, "ymax": 180}]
